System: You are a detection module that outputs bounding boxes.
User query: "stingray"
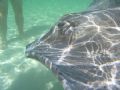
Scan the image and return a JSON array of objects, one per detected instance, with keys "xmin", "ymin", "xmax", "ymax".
[{"xmin": 26, "ymin": 0, "xmax": 120, "ymax": 90}]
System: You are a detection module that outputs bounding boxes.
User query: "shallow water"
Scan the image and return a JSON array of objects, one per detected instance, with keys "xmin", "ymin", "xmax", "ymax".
[{"xmin": 0, "ymin": 0, "xmax": 92, "ymax": 90}]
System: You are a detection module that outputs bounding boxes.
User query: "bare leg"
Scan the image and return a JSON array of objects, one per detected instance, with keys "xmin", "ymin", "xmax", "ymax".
[
  {"xmin": 0, "ymin": 0, "xmax": 8, "ymax": 49},
  {"xmin": 10, "ymin": 0, "xmax": 24, "ymax": 36}
]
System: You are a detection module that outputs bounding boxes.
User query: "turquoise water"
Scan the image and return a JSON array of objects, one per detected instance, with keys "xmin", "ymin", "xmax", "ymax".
[{"xmin": 0, "ymin": 0, "xmax": 92, "ymax": 90}]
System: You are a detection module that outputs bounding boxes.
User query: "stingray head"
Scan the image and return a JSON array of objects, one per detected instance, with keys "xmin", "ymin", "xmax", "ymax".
[
  {"xmin": 25, "ymin": 13, "xmax": 97, "ymax": 68},
  {"xmin": 25, "ymin": 14, "xmax": 81, "ymax": 68}
]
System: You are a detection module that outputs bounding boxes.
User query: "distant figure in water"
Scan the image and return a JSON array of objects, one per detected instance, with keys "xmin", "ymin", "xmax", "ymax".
[{"xmin": 0, "ymin": 0, "xmax": 24, "ymax": 49}]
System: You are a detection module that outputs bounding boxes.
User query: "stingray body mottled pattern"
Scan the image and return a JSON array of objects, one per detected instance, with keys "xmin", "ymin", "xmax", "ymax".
[{"xmin": 26, "ymin": 0, "xmax": 120, "ymax": 90}]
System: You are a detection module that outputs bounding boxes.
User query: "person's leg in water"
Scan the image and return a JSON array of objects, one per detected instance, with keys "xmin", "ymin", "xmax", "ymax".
[
  {"xmin": 10, "ymin": 0, "xmax": 24, "ymax": 37},
  {"xmin": 0, "ymin": 0, "xmax": 8, "ymax": 49}
]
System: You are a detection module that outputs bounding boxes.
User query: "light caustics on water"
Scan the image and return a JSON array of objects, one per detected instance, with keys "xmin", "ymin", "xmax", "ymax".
[
  {"xmin": 0, "ymin": 36, "xmax": 45, "ymax": 90},
  {"xmin": 26, "ymin": 6, "xmax": 120, "ymax": 90}
]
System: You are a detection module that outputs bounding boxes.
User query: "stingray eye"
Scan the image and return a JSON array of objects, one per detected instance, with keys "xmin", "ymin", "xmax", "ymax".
[
  {"xmin": 57, "ymin": 22, "xmax": 68, "ymax": 35},
  {"xmin": 58, "ymin": 22, "xmax": 66, "ymax": 28},
  {"xmin": 70, "ymin": 22, "xmax": 76, "ymax": 27},
  {"xmin": 58, "ymin": 21, "xmax": 71, "ymax": 28}
]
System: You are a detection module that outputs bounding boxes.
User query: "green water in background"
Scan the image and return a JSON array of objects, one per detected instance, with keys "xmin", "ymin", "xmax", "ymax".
[{"xmin": 0, "ymin": 0, "xmax": 92, "ymax": 90}]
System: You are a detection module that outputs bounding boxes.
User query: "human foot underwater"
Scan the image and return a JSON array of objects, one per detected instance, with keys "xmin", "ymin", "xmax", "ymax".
[{"xmin": 26, "ymin": 0, "xmax": 120, "ymax": 90}]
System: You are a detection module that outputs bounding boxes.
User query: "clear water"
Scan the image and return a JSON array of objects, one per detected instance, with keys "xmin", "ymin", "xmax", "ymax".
[{"xmin": 0, "ymin": 0, "xmax": 92, "ymax": 90}]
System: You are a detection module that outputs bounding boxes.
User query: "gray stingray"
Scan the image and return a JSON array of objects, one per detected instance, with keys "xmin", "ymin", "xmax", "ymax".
[{"xmin": 26, "ymin": 0, "xmax": 120, "ymax": 90}]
